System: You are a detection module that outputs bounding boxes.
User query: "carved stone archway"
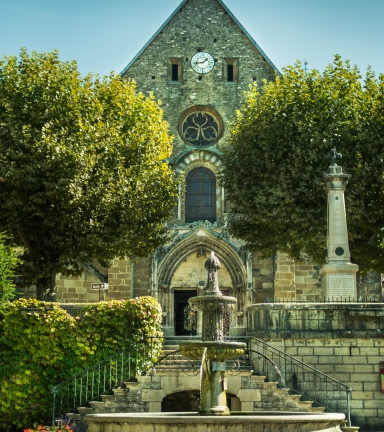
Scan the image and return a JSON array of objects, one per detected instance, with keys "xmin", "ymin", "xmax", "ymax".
[{"xmin": 152, "ymin": 224, "xmax": 248, "ymax": 336}]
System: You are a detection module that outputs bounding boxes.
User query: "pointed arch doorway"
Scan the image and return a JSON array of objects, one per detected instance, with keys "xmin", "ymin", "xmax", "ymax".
[{"xmin": 166, "ymin": 250, "xmax": 234, "ymax": 336}]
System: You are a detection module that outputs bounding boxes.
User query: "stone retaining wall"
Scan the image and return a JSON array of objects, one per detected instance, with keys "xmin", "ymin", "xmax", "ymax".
[{"xmin": 247, "ymin": 303, "xmax": 384, "ymax": 430}]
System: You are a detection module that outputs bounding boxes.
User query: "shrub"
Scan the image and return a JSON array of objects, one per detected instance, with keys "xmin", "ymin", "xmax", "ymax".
[
  {"xmin": 0, "ymin": 296, "xmax": 162, "ymax": 431},
  {"xmin": 0, "ymin": 233, "xmax": 21, "ymax": 311}
]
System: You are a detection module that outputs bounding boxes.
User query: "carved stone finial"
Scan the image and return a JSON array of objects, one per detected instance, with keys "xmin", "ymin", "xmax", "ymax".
[
  {"xmin": 204, "ymin": 251, "xmax": 221, "ymax": 296},
  {"xmin": 326, "ymin": 148, "xmax": 342, "ymax": 164}
]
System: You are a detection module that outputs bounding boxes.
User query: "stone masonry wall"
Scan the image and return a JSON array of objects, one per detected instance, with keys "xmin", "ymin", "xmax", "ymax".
[
  {"xmin": 131, "ymin": 257, "xmax": 152, "ymax": 298},
  {"xmin": 275, "ymin": 338, "xmax": 382, "ymax": 430},
  {"xmin": 56, "ymin": 270, "xmax": 101, "ymax": 303},
  {"xmin": 274, "ymin": 253, "xmax": 296, "ymax": 300},
  {"xmin": 252, "ymin": 255, "xmax": 274, "ymax": 303},
  {"xmin": 107, "ymin": 258, "xmax": 133, "ymax": 300},
  {"xmin": 122, "ymin": 0, "xmax": 276, "ymax": 157},
  {"xmin": 247, "ymin": 303, "xmax": 384, "ymax": 430},
  {"xmin": 54, "ymin": 253, "xmax": 327, "ymax": 304},
  {"xmin": 251, "ymin": 253, "xmax": 323, "ymax": 303}
]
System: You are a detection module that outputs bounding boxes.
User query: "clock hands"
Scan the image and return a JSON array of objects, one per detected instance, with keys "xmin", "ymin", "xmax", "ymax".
[
  {"xmin": 191, "ymin": 52, "xmax": 214, "ymax": 74},
  {"xmin": 196, "ymin": 59, "xmax": 208, "ymax": 69}
]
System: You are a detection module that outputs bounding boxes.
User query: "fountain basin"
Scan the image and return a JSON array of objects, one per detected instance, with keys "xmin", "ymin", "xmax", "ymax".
[
  {"xmin": 84, "ymin": 412, "xmax": 346, "ymax": 432},
  {"xmin": 189, "ymin": 295, "xmax": 237, "ymax": 311},
  {"xmin": 179, "ymin": 341, "xmax": 246, "ymax": 361}
]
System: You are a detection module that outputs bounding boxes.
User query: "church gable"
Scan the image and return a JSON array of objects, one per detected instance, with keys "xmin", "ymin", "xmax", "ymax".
[
  {"xmin": 121, "ymin": 0, "xmax": 278, "ymax": 77},
  {"xmin": 120, "ymin": 0, "xmax": 278, "ymax": 155}
]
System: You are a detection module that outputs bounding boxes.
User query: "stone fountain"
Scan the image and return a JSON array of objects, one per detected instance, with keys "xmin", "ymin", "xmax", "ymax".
[
  {"xmin": 179, "ymin": 251, "xmax": 246, "ymax": 415},
  {"xmin": 84, "ymin": 251, "xmax": 347, "ymax": 432}
]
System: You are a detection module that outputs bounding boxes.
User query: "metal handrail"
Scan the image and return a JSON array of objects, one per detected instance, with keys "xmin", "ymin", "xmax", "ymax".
[
  {"xmin": 51, "ymin": 335, "xmax": 353, "ymax": 428},
  {"xmin": 263, "ymin": 297, "xmax": 382, "ymax": 303},
  {"xmin": 51, "ymin": 336, "xmax": 162, "ymax": 426},
  {"xmin": 246, "ymin": 336, "xmax": 352, "ymax": 427}
]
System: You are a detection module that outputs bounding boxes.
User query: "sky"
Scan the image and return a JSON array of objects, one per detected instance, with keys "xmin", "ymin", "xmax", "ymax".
[{"xmin": 1, "ymin": 0, "xmax": 383, "ymax": 78}]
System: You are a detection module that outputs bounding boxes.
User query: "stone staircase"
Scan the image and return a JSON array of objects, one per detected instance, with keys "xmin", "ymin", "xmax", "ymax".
[
  {"xmin": 68, "ymin": 337, "xmax": 324, "ymax": 424},
  {"xmin": 154, "ymin": 337, "xmax": 252, "ymax": 372}
]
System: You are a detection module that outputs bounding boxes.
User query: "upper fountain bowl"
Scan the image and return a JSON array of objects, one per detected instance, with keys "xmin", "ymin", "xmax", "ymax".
[{"xmin": 189, "ymin": 295, "xmax": 237, "ymax": 312}]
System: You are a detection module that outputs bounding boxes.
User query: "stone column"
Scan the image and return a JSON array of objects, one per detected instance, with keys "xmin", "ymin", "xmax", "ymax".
[
  {"xmin": 200, "ymin": 358, "xmax": 229, "ymax": 415},
  {"xmin": 151, "ymin": 254, "xmax": 159, "ymax": 299},
  {"xmin": 320, "ymin": 152, "xmax": 358, "ymax": 300},
  {"xmin": 177, "ymin": 184, "xmax": 182, "ymax": 221}
]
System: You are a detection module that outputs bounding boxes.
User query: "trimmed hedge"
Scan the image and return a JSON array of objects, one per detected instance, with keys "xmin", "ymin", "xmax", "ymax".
[{"xmin": 0, "ymin": 297, "xmax": 162, "ymax": 431}]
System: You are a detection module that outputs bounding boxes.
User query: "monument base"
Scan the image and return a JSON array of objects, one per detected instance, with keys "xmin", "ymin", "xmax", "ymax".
[{"xmin": 320, "ymin": 263, "xmax": 359, "ymax": 301}]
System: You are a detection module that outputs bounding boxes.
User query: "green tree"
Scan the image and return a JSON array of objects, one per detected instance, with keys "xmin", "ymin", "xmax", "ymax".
[
  {"xmin": 0, "ymin": 49, "xmax": 178, "ymax": 300},
  {"xmin": 0, "ymin": 233, "xmax": 20, "ymax": 310},
  {"xmin": 221, "ymin": 56, "xmax": 384, "ymax": 274}
]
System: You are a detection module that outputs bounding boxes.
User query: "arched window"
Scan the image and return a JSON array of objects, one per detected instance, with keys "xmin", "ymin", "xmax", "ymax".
[{"xmin": 185, "ymin": 168, "xmax": 216, "ymax": 223}]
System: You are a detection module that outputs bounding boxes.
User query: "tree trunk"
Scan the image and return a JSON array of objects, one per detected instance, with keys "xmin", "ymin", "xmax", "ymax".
[{"xmin": 36, "ymin": 274, "xmax": 56, "ymax": 302}]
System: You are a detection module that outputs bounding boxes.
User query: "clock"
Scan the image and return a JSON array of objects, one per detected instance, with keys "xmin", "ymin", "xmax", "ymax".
[{"xmin": 191, "ymin": 52, "xmax": 215, "ymax": 74}]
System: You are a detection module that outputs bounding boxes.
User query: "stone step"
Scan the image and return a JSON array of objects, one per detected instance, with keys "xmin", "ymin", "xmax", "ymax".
[
  {"xmin": 262, "ymin": 382, "xmax": 279, "ymax": 389},
  {"xmin": 297, "ymin": 400, "xmax": 315, "ymax": 406},
  {"xmin": 297, "ymin": 401, "xmax": 313, "ymax": 409},
  {"xmin": 274, "ymin": 388, "xmax": 290, "ymax": 396},
  {"xmin": 250, "ymin": 375, "xmax": 268, "ymax": 382},
  {"xmin": 157, "ymin": 358, "xmax": 199, "ymax": 363},
  {"xmin": 113, "ymin": 388, "xmax": 130, "ymax": 396},
  {"xmin": 287, "ymin": 394, "xmax": 303, "ymax": 401},
  {"xmin": 77, "ymin": 406, "xmax": 94, "ymax": 415},
  {"xmin": 158, "ymin": 356, "xmax": 191, "ymax": 361},
  {"xmin": 155, "ymin": 365, "xmax": 200, "ymax": 370},
  {"xmin": 101, "ymin": 394, "xmax": 130, "ymax": 403},
  {"xmin": 159, "ymin": 344, "xmax": 252, "ymax": 372},
  {"xmin": 70, "ymin": 339, "xmax": 324, "ymax": 418},
  {"xmin": 311, "ymin": 406, "xmax": 326, "ymax": 413},
  {"xmin": 89, "ymin": 401, "xmax": 105, "ymax": 409},
  {"xmin": 65, "ymin": 413, "xmax": 82, "ymax": 421}
]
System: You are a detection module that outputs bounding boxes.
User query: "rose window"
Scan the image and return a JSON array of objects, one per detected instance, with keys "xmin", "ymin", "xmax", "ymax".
[{"xmin": 182, "ymin": 111, "xmax": 219, "ymax": 147}]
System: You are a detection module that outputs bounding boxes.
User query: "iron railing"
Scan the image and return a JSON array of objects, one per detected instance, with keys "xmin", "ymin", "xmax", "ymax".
[
  {"xmin": 245, "ymin": 336, "xmax": 352, "ymax": 426},
  {"xmin": 263, "ymin": 297, "xmax": 382, "ymax": 303},
  {"xmin": 51, "ymin": 337, "xmax": 161, "ymax": 426},
  {"xmin": 51, "ymin": 335, "xmax": 352, "ymax": 428}
]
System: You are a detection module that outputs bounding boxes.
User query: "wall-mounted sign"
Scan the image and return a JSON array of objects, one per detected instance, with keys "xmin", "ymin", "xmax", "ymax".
[
  {"xmin": 380, "ymin": 362, "xmax": 384, "ymax": 394},
  {"xmin": 91, "ymin": 283, "xmax": 108, "ymax": 290}
]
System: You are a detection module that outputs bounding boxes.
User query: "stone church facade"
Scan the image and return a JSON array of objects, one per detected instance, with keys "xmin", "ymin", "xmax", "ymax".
[{"xmin": 52, "ymin": 0, "xmax": 381, "ymax": 336}]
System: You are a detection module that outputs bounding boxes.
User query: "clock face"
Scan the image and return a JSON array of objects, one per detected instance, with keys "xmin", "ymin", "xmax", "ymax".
[{"xmin": 191, "ymin": 52, "xmax": 215, "ymax": 74}]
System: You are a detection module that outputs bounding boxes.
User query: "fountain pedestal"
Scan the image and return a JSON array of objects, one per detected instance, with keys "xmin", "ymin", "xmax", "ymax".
[
  {"xmin": 84, "ymin": 253, "xmax": 347, "ymax": 432},
  {"xmin": 179, "ymin": 252, "xmax": 246, "ymax": 415},
  {"xmin": 180, "ymin": 341, "xmax": 245, "ymax": 415}
]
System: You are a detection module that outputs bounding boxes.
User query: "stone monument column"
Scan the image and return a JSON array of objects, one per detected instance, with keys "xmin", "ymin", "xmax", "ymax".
[{"xmin": 320, "ymin": 149, "xmax": 359, "ymax": 300}]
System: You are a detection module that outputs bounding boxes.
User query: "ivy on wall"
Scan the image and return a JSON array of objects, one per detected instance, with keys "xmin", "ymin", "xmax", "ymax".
[{"xmin": 0, "ymin": 297, "xmax": 162, "ymax": 431}]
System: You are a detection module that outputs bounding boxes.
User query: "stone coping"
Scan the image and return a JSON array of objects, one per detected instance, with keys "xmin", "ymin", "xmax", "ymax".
[
  {"xmin": 84, "ymin": 411, "xmax": 345, "ymax": 423},
  {"xmin": 247, "ymin": 302, "xmax": 384, "ymax": 338},
  {"xmin": 84, "ymin": 413, "xmax": 347, "ymax": 432}
]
